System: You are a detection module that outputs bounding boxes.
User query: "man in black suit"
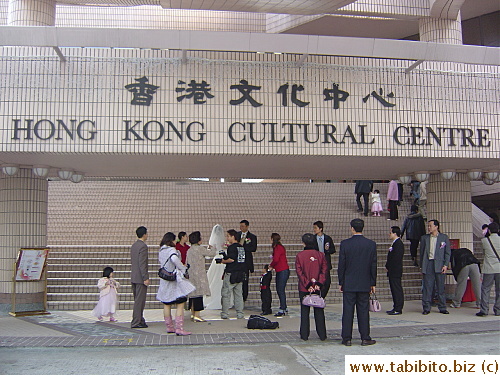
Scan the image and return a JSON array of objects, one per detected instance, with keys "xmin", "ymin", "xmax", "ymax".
[
  {"xmin": 386, "ymin": 226, "xmax": 404, "ymax": 315},
  {"xmin": 338, "ymin": 218, "xmax": 377, "ymax": 346},
  {"xmin": 313, "ymin": 221, "xmax": 336, "ymax": 298},
  {"xmin": 239, "ymin": 220, "xmax": 257, "ymax": 302},
  {"xmin": 354, "ymin": 180, "xmax": 373, "ymax": 217}
]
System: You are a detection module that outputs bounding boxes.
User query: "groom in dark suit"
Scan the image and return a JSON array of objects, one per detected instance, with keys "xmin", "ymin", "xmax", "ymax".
[
  {"xmin": 239, "ymin": 220, "xmax": 257, "ymax": 302},
  {"xmin": 386, "ymin": 226, "xmax": 405, "ymax": 315},
  {"xmin": 313, "ymin": 221, "xmax": 336, "ymax": 298},
  {"xmin": 420, "ymin": 219, "xmax": 451, "ymax": 315},
  {"xmin": 338, "ymin": 218, "xmax": 377, "ymax": 346}
]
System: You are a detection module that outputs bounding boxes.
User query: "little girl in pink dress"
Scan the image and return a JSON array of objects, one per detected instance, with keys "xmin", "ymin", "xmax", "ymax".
[
  {"xmin": 91, "ymin": 267, "xmax": 120, "ymax": 322},
  {"xmin": 370, "ymin": 190, "xmax": 383, "ymax": 216}
]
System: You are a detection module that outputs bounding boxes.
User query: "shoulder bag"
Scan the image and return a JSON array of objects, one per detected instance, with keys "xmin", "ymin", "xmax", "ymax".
[
  {"xmin": 486, "ymin": 237, "xmax": 500, "ymax": 262},
  {"xmin": 158, "ymin": 253, "xmax": 176, "ymax": 281}
]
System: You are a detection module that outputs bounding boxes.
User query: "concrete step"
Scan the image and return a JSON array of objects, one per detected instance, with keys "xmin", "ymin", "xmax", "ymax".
[{"xmin": 47, "ymin": 293, "xmax": 423, "ymax": 312}]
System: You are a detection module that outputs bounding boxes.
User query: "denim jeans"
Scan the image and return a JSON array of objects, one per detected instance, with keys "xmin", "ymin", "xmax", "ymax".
[{"xmin": 275, "ymin": 269, "xmax": 290, "ymax": 312}]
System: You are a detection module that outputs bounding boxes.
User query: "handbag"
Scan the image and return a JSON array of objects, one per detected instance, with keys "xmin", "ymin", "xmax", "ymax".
[
  {"xmin": 158, "ymin": 254, "xmax": 176, "ymax": 281},
  {"xmin": 302, "ymin": 293, "xmax": 326, "ymax": 308},
  {"xmin": 369, "ymin": 293, "xmax": 381, "ymax": 312}
]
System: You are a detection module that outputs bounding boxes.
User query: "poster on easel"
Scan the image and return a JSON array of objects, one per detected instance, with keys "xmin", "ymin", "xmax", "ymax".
[
  {"xmin": 10, "ymin": 248, "xmax": 50, "ymax": 316},
  {"xmin": 15, "ymin": 248, "xmax": 49, "ymax": 281}
]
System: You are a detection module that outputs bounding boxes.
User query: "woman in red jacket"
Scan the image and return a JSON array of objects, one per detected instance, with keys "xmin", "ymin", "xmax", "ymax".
[
  {"xmin": 176, "ymin": 231, "xmax": 190, "ymax": 265},
  {"xmin": 296, "ymin": 233, "xmax": 328, "ymax": 341},
  {"xmin": 269, "ymin": 233, "xmax": 290, "ymax": 317}
]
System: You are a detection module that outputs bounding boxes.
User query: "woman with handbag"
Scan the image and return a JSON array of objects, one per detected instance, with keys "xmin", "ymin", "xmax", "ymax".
[
  {"xmin": 295, "ymin": 233, "xmax": 328, "ymax": 341},
  {"xmin": 156, "ymin": 232, "xmax": 196, "ymax": 335}
]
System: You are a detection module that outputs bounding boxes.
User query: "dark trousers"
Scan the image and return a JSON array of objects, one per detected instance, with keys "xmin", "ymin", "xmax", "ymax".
[
  {"xmin": 341, "ymin": 291, "xmax": 371, "ymax": 341},
  {"xmin": 131, "ymin": 282, "xmax": 147, "ymax": 327},
  {"xmin": 409, "ymin": 239, "xmax": 420, "ymax": 258},
  {"xmin": 321, "ymin": 271, "xmax": 331, "ymax": 298},
  {"xmin": 299, "ymin": 291, "xmax": 326, "ymax": 340},
  {"xmin": 388, "ymin": 200, "xmax": 399, "ymax": 220},
  {"xmin": 389, "ymin": 276, "xmax": 404, "ymax": 312},
  {"xmin": 356, "ymin": 193, "xmax": 370, "ymax": 215},
  {"xmin": 261, "ymin": 288, "xmax": 272, "ymax": 314},
  {"xmin": 422, "ymin": 260, "xmax": 446, "ymax": 312},
  {"xmin": 243, "ymin": 270, "xmax": 250, "ymax": 301}
]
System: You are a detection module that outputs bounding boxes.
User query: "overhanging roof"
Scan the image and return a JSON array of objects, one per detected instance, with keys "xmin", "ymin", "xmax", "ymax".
[{"xmin": 0, "ymin": 26, "xmax": 499, "ymax": 66}]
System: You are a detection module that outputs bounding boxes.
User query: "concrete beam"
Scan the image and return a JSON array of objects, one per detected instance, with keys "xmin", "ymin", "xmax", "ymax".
[
  {"xmin": 52, "ymin": 46, "xmax": 66, "ymax": 62},
  {"xmin": 405, "ymin": 59, "xmax": 425, "ymax": 74},
  {"xmin": 0, "ymin": 26, "xmax": 498, "ymax": 66}
]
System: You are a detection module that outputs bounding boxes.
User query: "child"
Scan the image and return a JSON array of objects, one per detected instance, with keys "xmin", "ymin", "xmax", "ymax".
[
  {"xmin": 371, "ymin": 189, "xmax": 383, "ymax": 216},
  {"xmin": 260, "ymin": 264, "xmax": 272, "ymax": 315},
  {"xmin": 91, "ymin": 267, "xmax": 120, "ymax": 322}
]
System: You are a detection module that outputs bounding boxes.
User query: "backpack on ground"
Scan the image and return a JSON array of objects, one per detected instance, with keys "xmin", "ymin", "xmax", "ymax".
[{"xmin": 246, "ymin": 314, "xmax": 279, "ymax": 329}]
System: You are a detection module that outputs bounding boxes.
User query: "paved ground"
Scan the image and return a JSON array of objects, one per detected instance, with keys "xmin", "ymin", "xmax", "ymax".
[
  {"xmin": 0, "ymin": 300, "xmax": 499, "ymax": 374},
  {"xmin": 1, "ymin": 333, "xmax": 499, "ymax": 375}
]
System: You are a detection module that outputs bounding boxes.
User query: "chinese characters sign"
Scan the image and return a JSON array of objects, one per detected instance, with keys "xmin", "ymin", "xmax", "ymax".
[{"xmin": 125, "ymin": 76, "xmax": 396, "ymax": 110}]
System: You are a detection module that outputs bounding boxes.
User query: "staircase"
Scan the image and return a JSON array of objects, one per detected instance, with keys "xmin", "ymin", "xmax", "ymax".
[
  {"xmin": 46, "ymin": 180, "xmax": 428, "ymax": 310},
  {"xmin": 46, "ymin": 243, "xmax": 426, "ymax": 310}
]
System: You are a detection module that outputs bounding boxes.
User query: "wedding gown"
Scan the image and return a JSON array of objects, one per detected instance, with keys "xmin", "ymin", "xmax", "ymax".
[{"xmin": 204, "ymin": 224, "xmax": 230, "ymax": 309}]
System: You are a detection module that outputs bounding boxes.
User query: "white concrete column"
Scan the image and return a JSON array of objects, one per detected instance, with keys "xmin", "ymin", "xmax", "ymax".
[
  {"xmin": 7, "ymin": 0, "xmax": 56, "ymax": 26},
  {"xmin": 419, "ymin": 13, "xmax": 463, "ymax": 44},
  {"xmin": 0, "ymin": 169, "xmax": 48, "ymax": 313},
  {"xmin": 426, "ymin": 173, "xmax": 472, "ymax": 250}
]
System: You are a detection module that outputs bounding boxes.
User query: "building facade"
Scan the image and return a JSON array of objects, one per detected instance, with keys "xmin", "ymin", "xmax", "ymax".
[{"xmin": 0, "ymin": 0, "xmax": 498, "ymax": 312}]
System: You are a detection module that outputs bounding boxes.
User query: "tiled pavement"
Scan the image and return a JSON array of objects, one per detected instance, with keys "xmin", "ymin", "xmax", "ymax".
[{"xmin": 1, "ymin": 301, "xmax": 498, "ymax": 348}]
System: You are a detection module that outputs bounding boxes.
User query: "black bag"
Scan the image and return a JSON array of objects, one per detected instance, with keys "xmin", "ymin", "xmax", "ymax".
[
  {"xmin": 158, "ymin": 254, "xmax": 176, "ymax": 281},
  {"xmin": 247, "ymin": 315, "xmax": 279, "ymax": 330},
  {"xmin": 229, "ymin": 270, "xmax": 246, "ymax": 284}
]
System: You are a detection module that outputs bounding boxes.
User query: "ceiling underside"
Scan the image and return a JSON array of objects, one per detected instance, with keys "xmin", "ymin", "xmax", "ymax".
[
  {"xmin": 1, "ymin": 153, "xmax": 498, "ymax": 180},
  {"xmin": 51, "ymin": 0, "xmax": 500, "ymax": 41},
  {"xmin": 56, "ymin": 0, "xmax": 358, "ymax": 16}
]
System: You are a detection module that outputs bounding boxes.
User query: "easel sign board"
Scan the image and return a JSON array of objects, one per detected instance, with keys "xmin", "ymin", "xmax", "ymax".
[
  {"xmin": 10, "ymin": 248, "xmax": 50, "ymax": 316},
  {"xmin": 16, "ymin": 248, "xmax": 49, "ymax": 281}
]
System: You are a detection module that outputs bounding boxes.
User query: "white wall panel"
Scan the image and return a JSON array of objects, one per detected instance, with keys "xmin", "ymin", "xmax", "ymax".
[{"xmin": 0, "ymin": 48, "xmax": 498, "ymax": 161}]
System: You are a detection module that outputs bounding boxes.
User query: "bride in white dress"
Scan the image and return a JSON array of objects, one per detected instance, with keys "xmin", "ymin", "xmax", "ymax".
[{"xmin": 204, "ymin": 224, "xmax": 228, "ymax": 309}]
